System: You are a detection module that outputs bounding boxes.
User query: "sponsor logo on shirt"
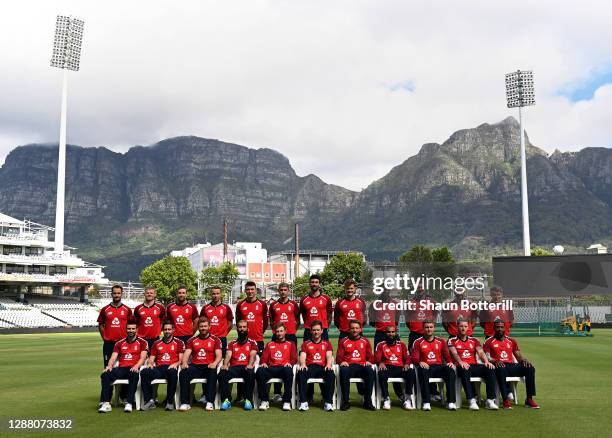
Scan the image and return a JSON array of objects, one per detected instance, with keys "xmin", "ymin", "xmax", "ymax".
[
  {"xmin": 347, "ymin": 309, "xmax": 355, "ymax": 318},
  {"xmin": 274, "ymin": 350, "xmax": 283, "ymax": 359},
  {"xmin": 313, "ymin": 352, "xmax": 321, "ymax": 361},
  {"xmin": 124, "ymin": 353, "xmax": 132, "ymax": 360},
  {"xmin": 176, "ymin": 315, "xmax": 185, "ymax": 324},
  {"xmin": 238, "ymin": 353, "xmax": 247, "ymax": 361},
  {"xmin": 280, "ymin": 312, "xmax": 288, "ymax": 321},
  {"xmin": 310, "ymin": 307, "xmax": 318, "ymax": 315},
  {"xmin": 500, "ymin": 351, "xmax": 509, "ymax": 360},
  {"xmin": 247, "ymin": 312, "xmax": 255, "ymax": 320},
  {"xmin": 351, "ymin": 350, "xmax": 361, "ymax": 358},
  {"xmin": 161, "ymin": 353, "xmax": 170, "ymax": 361},
  {"xmin": 145, "ymin": 316, "xmax": 153, "ymax": 326},
  {"xmin": 389, "ymin": 354, "xmax": 398, "ymax": 361},
  {"xmin": 462, "ymin": 350, "xmax": 471, "ymax": 358},
  {"xmin": 427, "ymin": 351, "xmax": 436, "ymax": 360},
  {"xmin": 198, "ymin": 349, "xmax": 206, "ymax": 358},
  {"xmin": 111, "ymin": 317, "xmax": 120, "ymax": 326},
  {"xmin": 211, "ymin": 315, "xmax": 219, "ymax": 323}
]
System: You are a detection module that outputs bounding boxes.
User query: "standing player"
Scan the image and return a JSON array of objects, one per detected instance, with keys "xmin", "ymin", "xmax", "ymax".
[
  {"xmin": 296, "ymin": 320, "xmax": 335, "ymax": 412},
  {"xmin": 98, "ymin": 320, "xmax": 147, "ymax": 413},
  {"xmin": 256, "ymin": 323, "xmax": 297, "ymax": 411},
  {"xmin": 218, "ymin": 320, "xmax": 259, "ymax": 411},
  {"xmin": 441, "ymin": 290, "xmax": 477, "ymax": 339},
  {"xmin": 134, "ymin": 286, "xmax": 166, "ymax": 350},
  {"xmin": 369, "ymin": 288, "xmax": 401, "ymax": 348},
  {"xmin": 300, "ymin": 274, "xmax": 333, "ymax": 341},
  {"xmin": 141, "ymin": 320, "xmax": 184, "ymax": 411},
  {"xmin": 334, "ymin": 279, "xmax": 366, "ymax": 339},
  {"xmin": 411, "ymin": 320, "xmax": 457, "ymax": 411},
  {"xmin": 178, "ymin": 318, "xmax": 222, "ymax": 411},
  {"xmin": 235, "ymin": 281, "xmax": 268, "ymax": 354},
  {"xmin": 200, "ymin": 286, "xmax": 233, "ymax": 355},
  {"xmin": 97, "ymin": 284, "xmax": 132, "ymax": 367},
  {"xmin": 448, "ymin": 319, "xmax": 498, "ymax": 410},
  {"xmin": 479, "ymin": 286, "xmax": 514, "ymax": 339},
  {"xmin": 336, "ymin": 320, "xmax": 376, "ymax": 411},
  {"xmin": 166, "ymin": 285, "xmax": 199, "ymax": 345},
  {"xmin": 484, "ymin": 320, "xmax": 540, "ymax": 409},
  {"xmin": 405, "ymin": 286, "xmax": 439, "ymax": 350},
  {"xmin": 375, "ymin": 325, "xmax": 416, "ymax": 410}
]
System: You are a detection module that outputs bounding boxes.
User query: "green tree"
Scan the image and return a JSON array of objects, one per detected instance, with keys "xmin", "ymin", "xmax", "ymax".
[
  {"xmin": 140, "ymin": 256, "xmax": 197, "ymax": 304},
  {"xmin": 531, "ymin": 247, "xmax": 553, "ymax": 256},
  {"xmin": 320, "ymin": 252, "xmax": 367, "ymax": 298},
  {"xmin": 200, "ymin": 262, "xmax": 240, "ymax": 299},
  {"xmin": 398, "ymin": 245, "xmax": 432, "ymax": 263},
  {"xmin": 292, "ymin": 273, "xmax": 312, "ymax": 298}
]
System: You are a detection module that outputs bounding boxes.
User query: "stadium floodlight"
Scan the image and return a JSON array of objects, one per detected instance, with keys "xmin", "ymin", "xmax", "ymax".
[
  {"xmin": 505, "ymin": 70, "xmax": 535, "ymax": 256},
  {"xmin": 50, "ymin": 15, "xmax": 84, "ymax": 253}
]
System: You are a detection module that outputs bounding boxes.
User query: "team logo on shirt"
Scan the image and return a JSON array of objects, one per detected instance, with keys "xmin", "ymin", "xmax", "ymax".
[
  {"xmin": 462, "ymin": 350, "xmax": 471, "ymax": 358},
  {"xmin": 274, "ymin": 350, "xmax": 283, "ymax": 359},
  {"xmin": 347, "ymin": 309, "xmax": 355, "ymax": 318},
  {"xmin": 389, "ymin": 354, "xmax": 398, "ymax": 361},
  {"xmin": 280, "ymin": 312, "xmax": 288, "ymax": 321},
  {"xmin": 313, "ymin": 352, "xmax": 321, "ymax": 361},
  {"xmin": 176, "ymin": 315, "xmax": 184, "ymax": 324},
  {"xmin": 500, "ymin": 351, "xmax": 509, "ymax": 360},
  {"xmin": 211, "ymin": 315, "xmax": 219, "ymax": 323},
  {"xmin": 145, "ymin": 316, "xmax": 153, "ymax": 325},
  {"xmin": 247, "ymin": 312, "xmax": 255, "ymax": 320},
  {"xmin": 417, "ymin": 311, "xmax": 425, "ymax": 319},
  {"xmin": 310, "ymin": 307, "xmax": 318, "ymax": 315},
  {"xmin": 162, "ymin": 353, "xmax": 170, "ymax": 362},
  {"xmin": 124, "ymin": 353, "xmax": 132, "ymax": 360},
  {"xmin": 427, "ymin": 351, "xmax": 436, "ymax": 360},
  {"xmin": 198, "ymin": 349, "xmax": 206, "ymax": 358},
  {"xmin": 238, "ymin": 353, "xmax": 247, "ymax": 361},
  {"xmin": 111, "ymin": 317, "xmax": 120, "ymax": 326},
  {"xmin": 351, "ymin": 350, "xmax": 361, "ymax": 358}
]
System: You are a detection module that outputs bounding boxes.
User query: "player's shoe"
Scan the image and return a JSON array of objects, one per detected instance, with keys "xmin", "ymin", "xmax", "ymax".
[
  {"xmin": 283, "ymin": 402, "xmax": 292, "ymax": 411},
  {"xmin": 363, "ymin": 402, "xmax": 376, "ymax": 411},
  {"xmin": 221, "ymin": 399, "xmax": 232, "ymax": 411},
  {"xmin": 431, "ymin": 394, "xmax": 443, "ymax": 402},
  {"xmin": 124, "ymin": 403, "xmax": 133, "ymax": 413},
  {"xmin": 447, "ymin": 403, "xmax": 457, "ymax": 411},
  {"xmin": 198, "ymin": 395, "xmax": 207, "ymax": 404},
  {"xmin": 324, "ymin": 403, "xmax": 334, "ymax": 412},
  {"xmin": 525, "ymin": 398, "xmax": 540, "ymax": 409},
  {"xmin": 205, "ymin": 402, "xmax": 214, "ymax": 411},
  {"xmin": 422, "ymin": 402, "xmax": 431, "ymax": 411},
  {"xmin": 503, "ymin": 399, "xmax": 513, "ymax": 410},
  {"xmin": 468, "ymin": 398, "xmax": 479, "ymax": 411},
  {"xmin": 142, "ymin": 399, "xmax": 156, "ymax": 411},
  {"xmin": 244, "ymin": 400, "xmax": 253, "ymax": 411},
  {"xmin": 383, "ymin": 398, "xmax": 391, "ymax": 410},
  {"xmin": 259, "ymin": 401, "xmax": 270, "ymax": 411},
  {"xmin": 98, "ymin": 402, "xmax": 112, "ymax": 413},
  {"xmin": 403, "ymin": 399, "xmax": 415, "ymax": 410},
  {"xmin": 178, "ymin": 404, "xmax": 191, "ymax": 411},
  {"xmin": 485, "ymin": 399, "xmax": 499, "ymax": 410},
  {"xmin": 273, "ymin": 394, "xmax": 283, "ymax": 403},
  {"xmin": 340, "ymin": 402, "xmax": 350, "ymax": 411},
  {"xmin": 507, "ymin": 392, "xmax": 514, "ymax": 402},
  {"xmin": 299, "ymin": 402, "xmax": 309, "ymax": 411},
  {"xmin": 165, "ymin": 403, "xmax": 174, "ymax": 411}
]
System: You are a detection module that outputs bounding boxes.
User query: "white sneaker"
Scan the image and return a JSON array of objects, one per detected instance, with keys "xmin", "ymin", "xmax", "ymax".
[
  {"xmin": 282, "ymin": 402, "xmax": 292, "ymax": 411},
  {"xmin": 507, "ymin": 392, "xmax": 514, "ymax": 402},
  {"xmin": 259, "ymin": 401, "xmax": 269, "ymax": 411},
  {"xmin": 198, "ymin": 395, "xmax": 207, "ymax": 404},
  {"xmin": 485, "ymin": 399, "xmax": 499, "ymax": 410},
  {"xmin": 178, "ymin": 404, "xmax": 191, "ymax": 411},
  {"xmin": 324, "ymin": 403, "xmax": 334, "ymax": 412},
  {"xmin": 469, "ymin": 398, "xmax": 479, "ymax": 411},
  {"xmin": 299, "ymin": 402, "xmax": 309, "ymax": 411},
  {"xmin": 403, "ymin": 399, "xmax": 414, "ymax": 410},
  {"xmin": 383, "ymin": 398, "xmax": 391, "ymax": 410},
  {"xmin": 98, "ymin": 402, "xmax": 112, "ymax": 413},
  {"xmin": 422, "ymin": 402, "xmax": 431, "ymax": 411},
  {"xmin": 124, "ymin": 403, "xmax": 133, "ymax": 413},
  {"xmin": 431, "ymin": 394, "xmax": 443, "ymax": 402},
  {"xmin": 272, "ymin": 394, "xmax": 283, "ymax": 403},
  {"xmin": 447, "ymin": 402, "xmax": 457, "ymax": 411},
  {"xmin": 142, "ymin": 399, "xmax": 156, "ymax": 411},
  {"xmin": 205, "ymin": 402, "xmax": 214, "ymax": 411},
  {"xmin": 165, "ymin": 403, "xmax": 174, "ymax": 411}
]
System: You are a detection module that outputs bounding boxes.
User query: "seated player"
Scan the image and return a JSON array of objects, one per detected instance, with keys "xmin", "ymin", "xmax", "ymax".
[
  {"xmin": 448, "ymin": 319, "xmax": 498, "ymax": 410},
  {"xmin": 336, "ymin": 319, "xmax": 376, "ymax": 411},
  {"xmin": 484, "ymin": 320, "xmax": 540, "ymax": 409},
  {"xmin": 178, "ymin": 318, "xmax": 222, "ymax": 411},
  {"xmin": 140, "ymin": 320, "xmax": 184, "ymax": 411},
  {"xmin": 411, "ymin": 320, "xmax": 457, "ymax": 411},
  {"xmin": 218, "ymin": 320, "xmax": 259, "ymax": 411},
  {"xmin": 296, "ymin": 320, "xmax": 336, "ymax": 412},
  {"xmin": 98, "ymin": 320, "xmax": 148, "ymax": 413},
  {"xmin": 256, "ymin": 323, "xmax": 297, "ymax": 411},
  {"xmin": 375, "ymin": 325, "xmax": 416, "ymax": 410}
]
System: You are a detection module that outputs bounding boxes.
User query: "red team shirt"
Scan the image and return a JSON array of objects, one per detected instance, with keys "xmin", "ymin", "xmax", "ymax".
[
  {"xmin": 300, "ymin": 293, "xmax": 333, "ymax": 329},
  {"xmin": 410, "ymin": 336, "xmax": 452, "ymax": 365},
  {"xmin": 134, "ymin": 302, "xmax": 166, "ymax": 339},
  {"xmin": 227, "ymin": 339, "xmax": 259, "ymax": 366},
  {"xmin": 336, "ymin": 336, "xmax": 374, "ymax": 365},
  {"xmin": 113, "ymin": 337, "xmax": 148, "ymax": 367},
  {"xmin": 151, "ymin": 337, "xmax": 185, "ymax": 366},
  {"xmin": 448, "ymin": 336, "xmax": 480, "ymax": 365},
  {"xmin": 370, "ymin": 299, "xmax": 400, "ymax": 332},
  {"xmin": 301, "ymin": 340, "xmax": 333, "ymax": 366},
  {"xmin": 406, "ymin": 296, "xmax": 438, "ymax": 334},
  {"xmin": 97, "ymin": 303, "xmax": 132, "ymax": 342},
  {"xmin": 187, "ymin": 334, "xmax": 222, "ymax": 365},
  {"xmin": 334, "ymin": 297, "xmax": 366, "ymax": 332},
  {"xmin": 235, "ymin": 299, "xmax": 268, "ymax": 342},
  {"xmin": 442, "ymin": 301, "xmax": 477, "ymax": 337},
  {"xmin": 261, "ymin": 340, "xmax": 297, "ymax": 367},
  {"xmin": 269, "ymin": 299, "xmax": 300, "ymax": 334},
  {"xmin": 200, "ymin": 302, "xmax": 233, "ymax": 338},
  {"xmin": 483, "ymin": 336, "xmax": 519, "ymax": 363},
  {"xmin": 375, "ymin": 340, "xmax": 410, "ymax": 367},
  {"xmin": 479, "ymin": 307, "xmax": 514, "ymax": 338},
  {"xmin": 166, "ymin": 302, "xmax": 199, "ymax": 337}
]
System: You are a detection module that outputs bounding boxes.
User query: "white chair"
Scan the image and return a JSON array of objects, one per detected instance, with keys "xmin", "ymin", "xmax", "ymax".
[
  {"xmin": 496, "ymin": 356, "xmax": 527, "ymax": 405},
  {"xmin": 188, "ymin": 365, "xmax": 220, "ymax": 408},
  {"xmin": 295, "ymin": 364, "xmax": 338, "ymax": 408},
  {"xmin": 335, "ymin": 364, "xmax": 377, "ymax": 409},
  {"xmin": 375, "ymin": 365, "xmax": 416, "ymax": 409},
  {"xmin": 111, "ymin": 377, "xmax": 141, "ymax": 410},
  {"xmin": 253, "ymin": 364, "xmax": 297, "ymax": 409},
  {"xmin": 455, "ymin": 375, "xmax": 484, "ymax": 408},
  {"xmin": 138, "ymin": 368, "xmax": 180, "ymax": 409},
  {"xmin": 214, "ymin": 356, "xmax": 260, "ymax": 407},
  {"xmin": 414, "ymin": 367, "xmax": 453, "ymax": 408}
]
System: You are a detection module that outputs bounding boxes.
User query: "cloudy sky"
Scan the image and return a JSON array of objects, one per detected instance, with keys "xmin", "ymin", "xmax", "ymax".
[{"xmin": 1, "ymin": 0, "xmax": 611, "ymax": 190}]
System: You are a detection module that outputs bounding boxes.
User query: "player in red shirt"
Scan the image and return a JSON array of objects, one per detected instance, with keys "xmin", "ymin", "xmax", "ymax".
[
  {"xmin": 406, "ymin": 286, "xmax": 439, "ymax": 350},
  {"xmin": 98, "ymin": 320, "xmax": 148, "ymax": 413},
  {"xmin": 218, "ymin": 320, "xmax": 259, "ymax": 411},
  {"xmin": 375, "ymin": 325, "xmax": 416, "ymax": 410},
  {"xmin": 166, "ymin": 285, "xmax": 199, "ymax": 345},
  {"xmin": 334, "ymin": 279, "xmax": 366, "ymax": 339},
  {"xmin": 441, "ymin": 290, "xmax": 477, "ymax": 338},
  {"xmin": 410, "ymin": 320, "xmax": 457, "ymax": 411},
  {"xmin": 484, "ymin": 320, "xmax": 539, "ymax": 409},
  {"xmin": 296, "ymin": 320, "xmax": 335, "ymax": 411},
  {"xmin": 178, "ymin": 317, "xmax": 223, "ymax": 411},
  {"xmin": 255, "ymin": 323, "xmax": 297, "ymax": 411},
  {"xmin": 448, "ymin": 319, "xmax": 498, "ymax": 410},
  {"xmin": 140, "ymin": 320, "xmax": 185, "ymax": 411},
  {"xmin": 97, "ymin": 284, "xmax": 132, "ymax": 367},
  {"xmin": 300, "ymin": 274, "xmax": 333, "ymax": 341},
  {"xmin": 134, "ymin": 286, "xmax": 166, "ymax": 350},
  {"xmin": 336, "ymin": 319, "xmax": 376, "ymax": 411},
  {"xmin": 235, "ymin": 281, "xmax": 268, "ymax": 353},
  {"xmin": 200, "ymin": 286, "xmax": 233, "ymax": 354},
  {"xmin": 369, "ymin": 288, "xmax": 402, "ymax": 348},
  {"xmin": 479, "ymin": 286, "xmax": 514, "ymax": 338}
]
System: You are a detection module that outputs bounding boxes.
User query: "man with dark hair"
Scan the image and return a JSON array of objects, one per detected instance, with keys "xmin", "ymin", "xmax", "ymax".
[
  {"xmin": 98, "ymin": 319, "xmax": 147, "ymax": 413},
  {"xmin": 484, "ymin": 320, "xmax": 539, "ymax": 410},
  {"xmin": 166, "ymin": 285, "xmax": 199, "ymax": 345},
  {"xmin": 479, "ymin": 286, "xmax": 514, "ymax": 339},
  {"xmin": 141, "ymin": 320, "xmax": 184, "ymax": 411},
  {"xmin": 97, "ymin": 284, "xmax": 132, "ymax": 367},
  {"xmin": 334, "ymin": 279, "xmax": 366, "ymax": 339},
  {"xmin": 441, "ymin": 290, "xmax": 477, "ymax": 339},
  {"xmin": 200, "ymin": 286, "xmax": 233, "ymax": 355},
  {"xmin": 300, "ymin": 274, "xmax": 333, "ymax": 341},
  {"xmin": 134, "ymin": 286, "xmax": 166, "ymax": 350},
  {"xmin": 235, "ymin": 281, "xmax": 268, "ymax": 354},
  {"xmin": 405, "ymin": 286, "xmax": 439, "ymax": 351},
  {"xmin": 336, "ymin": 319, "xmax": 376, "ymax": 411}
]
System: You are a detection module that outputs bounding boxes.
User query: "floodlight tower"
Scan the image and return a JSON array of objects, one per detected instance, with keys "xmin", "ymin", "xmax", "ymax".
[
  {"xmin": 50, "ymin": 15, "xmax": 84, "ymax": 253},
  {"xmin": 505, "ymin": 70, "xmax": 535, "ymax": 256}
]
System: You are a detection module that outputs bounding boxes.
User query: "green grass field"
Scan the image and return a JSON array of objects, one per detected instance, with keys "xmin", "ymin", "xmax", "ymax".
[{"xmin": 1, "ymin": 330, "xmax": 611, "ymax": 437}]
